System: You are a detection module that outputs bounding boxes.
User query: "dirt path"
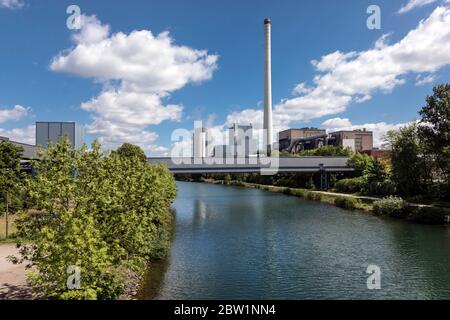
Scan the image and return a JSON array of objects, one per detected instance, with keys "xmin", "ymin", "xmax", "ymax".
[{"xmin": 0, "ymin": 244, "xmax": 32, "ymax": 300}]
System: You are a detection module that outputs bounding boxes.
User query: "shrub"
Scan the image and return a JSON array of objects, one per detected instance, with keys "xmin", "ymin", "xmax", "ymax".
[
  {"xmin": 291, "ymin": 189, "xmax": 307, "ymax": 198},
  {"xmin": 306, "ymin": 192, "xmax": 322, "ymax": 201},
  {"xmin": 334, "ymin": 196, "xmax": 360, "ymax": 210},
  {"xmin": 372, "ymin": 196, "xmax": 407, "ymax": 217},
  {"xmin": 334, "ymin": 177, "xmax": 365, "ymax": 193},
  {"xmin": 408, "ymin": 206, "xmax": 449, "ymax": 224}
]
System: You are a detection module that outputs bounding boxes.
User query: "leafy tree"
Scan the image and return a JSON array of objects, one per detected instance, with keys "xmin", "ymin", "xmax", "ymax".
[
  {"xmin": 115, "ymin": 143, "xmax": 147, "ymax": 163},
  {"xmin": 300, "ymin": 145, "xmax": 352, "ymax": 157},
  {"xmin": 14, "ymin": 138, "xmax": 176, "ymax": 299},
  {"xmin": 0, "ymin": 141, "xmax": 24, "ymax": 213},
  {"xmin": 386, "ymin": 124, "xmax": 432, "ymax": 196},
  {"xmin": 347, "ymin": 152, "xmax": 373, "ymax": 175},
  {"xmin": 418, "ymin": 83, "xmax": 450, "ymax": 197}
]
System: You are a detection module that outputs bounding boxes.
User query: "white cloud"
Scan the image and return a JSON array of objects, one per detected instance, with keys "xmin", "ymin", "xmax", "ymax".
[
  {"xmin": 0, "ymin": 0, "xmax": 23, "ymax": 9},
  {"xmin": 322, "ymin": 117, "xmax": 352, "ymax": 128},
  {"xmin": 275, "ymin": 6, "xmax": 450, "ymax": 123},
  {"xmin": 228, "ymin": 6, "xmax": 450, "ymax": 135},
  {"xmin": 0, "ymin": 125, "xmax": 35, "ymax": 145},
  {"xmin": 398, "ymin": 0, "xmax": 438, "ymax": 14},
  {"xmin": 0, "ymin": 105, "xmax": 30, "ymax": 123},
  {"xmin": 51, "ymin": 15, "xmax": 218, "ymax": 154},
  {"xmin": 292, "ymin": 82, "xmax": 312, "ymax": 96},
  {"xmin": 321, "ymin": 117, "xmax": 412, "ymax": 147},
  {"xmin": 415, "ymin": 73, "xmax": 437, "ymax": 85}
]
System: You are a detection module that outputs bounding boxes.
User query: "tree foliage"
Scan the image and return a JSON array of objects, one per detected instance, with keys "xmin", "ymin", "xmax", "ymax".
[
  {"xmin": 0, "ymin": 141, "xmax": 24, "ymax": 213},
  {"xmin": 418, "ymin": 83, "xmax": 450, "ymax": 197},
  {"xmin": 115, "ymin": 143, "xmax": 147, "ymax": 163},
  {"xmin": 14, "ymin": 138, "xmax": 176, "ymax": 299}
]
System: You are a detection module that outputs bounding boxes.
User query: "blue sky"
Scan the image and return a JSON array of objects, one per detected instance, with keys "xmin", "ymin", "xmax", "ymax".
[{"xmin": 1, "ymin": 0, "xmax": 450, "ymax": 154}]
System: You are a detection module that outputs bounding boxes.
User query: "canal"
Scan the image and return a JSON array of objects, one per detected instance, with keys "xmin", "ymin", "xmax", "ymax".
[{"xmin": 139, "ymin": 181, "xmax": 450, "ymax": 299}]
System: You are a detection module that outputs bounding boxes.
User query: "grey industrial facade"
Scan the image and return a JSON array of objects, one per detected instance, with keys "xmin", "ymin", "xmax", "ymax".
[{"xmin": 36, "ymin": 122, "xmax": 84, "ymax": 148}]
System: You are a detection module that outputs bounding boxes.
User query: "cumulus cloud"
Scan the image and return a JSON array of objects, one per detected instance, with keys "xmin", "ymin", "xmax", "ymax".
[
  {"xmin": 0, "ymin": 105, "xmax": 30, "ymax": 123},
  {"xmin": 292, "ymin": 82, "xmax": 312, "ymax": 96},
  {"xmin": 321, "ymin": 117, "xmax": 352, "ymax": 128},
  {"xmin": 51, "ymin": 15, "xmax": 218, "ymax": 154},
  {"xmin": 0, "ymin": 125, "xmax": 35, "ymax": 145},
  {"xmin": 398, "ymin": 0, "xmax": 438, "ymax": 14},
  {"xmin": 0, "ymin": 0, "xmax": 23, "ymax": 9},
  {"xmin": 321, "ymin": 117, "xmax": 412, "ymax": 147},
  {"xmin": 228, "ymin": 6, "xmax": 450, "ymax": 135}
]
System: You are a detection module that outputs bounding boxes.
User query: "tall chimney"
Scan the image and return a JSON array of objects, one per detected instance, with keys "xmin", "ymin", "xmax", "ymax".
[{"xmin": 263, "ymin": 17, "xmax": 273, "ymax": 154}]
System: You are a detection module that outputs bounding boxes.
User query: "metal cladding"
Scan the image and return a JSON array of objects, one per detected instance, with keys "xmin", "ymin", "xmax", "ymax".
[{"xmin": 263, "ymin": 17, "xmax": 273, "ymax": 153}]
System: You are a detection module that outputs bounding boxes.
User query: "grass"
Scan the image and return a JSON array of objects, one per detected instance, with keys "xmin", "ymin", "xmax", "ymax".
[{"xmin": 218, "ymin": 180, "xmax": 373, "ymax": 212}]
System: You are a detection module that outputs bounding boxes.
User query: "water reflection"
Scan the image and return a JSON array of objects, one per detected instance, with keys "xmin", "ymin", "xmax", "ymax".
[{"xmin": 141, "ymin": 182, "xmax": 450, "ymax": 300}]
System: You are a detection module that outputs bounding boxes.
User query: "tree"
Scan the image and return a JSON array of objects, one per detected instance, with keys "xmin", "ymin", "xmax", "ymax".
[
  {"xmin": 300, "ymin": 145, "xmax": 352, "ymax": 157},
  {"xmin": 115, "ymin": 143, "xmax": 147, "ymax": 163},
  {"xmin": 386, "ymin": 124, "xmax": 432, "ymax": 196},
  {"xmin": 14, "ymin": 138, "xmax": 176, "ymax": 299},
  {"xmin": 0, "ymin": 141, "xmax": 24, "ymax": 214},
  {"xmin": 418, "ymin": 83, "xmax": 450, "ymax": 197}
]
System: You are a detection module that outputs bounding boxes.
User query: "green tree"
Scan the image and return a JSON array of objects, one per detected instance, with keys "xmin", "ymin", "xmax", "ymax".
[
  {"xmin": 300, "ymin": 145, "xmax": 352, "ymax": 157},
  {"xmin": 418, "ymin": 83, "xmax": 450, "ymax": 197},
  {"xmin": 115, "ymin": 143, "xmax": 147, "ymax": 163},
  {"xmin": 0, "ymin": 141, "xmax": 24, "ymax": 214},
  {"xmin": 14, "ymin": 138, "xmax": 176, "ymax": 299},
  {"xmin": 386, "ymin": 124, "xmax": 432, "ymax": 196}
]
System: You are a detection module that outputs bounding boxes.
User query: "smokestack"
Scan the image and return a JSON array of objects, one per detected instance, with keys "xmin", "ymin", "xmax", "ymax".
[{"xmin": 263, "ymin": 17, "xmax": 273, "ymax": 154}]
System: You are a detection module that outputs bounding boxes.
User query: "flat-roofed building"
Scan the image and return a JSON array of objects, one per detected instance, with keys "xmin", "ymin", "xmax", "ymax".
[
  {"xmin": 328, "ymin": 129, "xmax": 373, "ymax": 152},
  {"xmin": 279, "ymin": 128, "xmax": 326, "ymax": 151},
  {"xmin": 36, "ymin": 122, "xmax": 84, "ymax": 148},
  {"xmin": 0, "ymin": 136, "xmax": 38, "ymax": 160}
]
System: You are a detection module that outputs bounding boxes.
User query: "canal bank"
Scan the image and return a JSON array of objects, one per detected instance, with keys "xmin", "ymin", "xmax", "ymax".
[
  {"xmin": 201, "ymin": 179, "xmax": 450, "ymax": 225},
  {"xmin": 140, "ymin": 181, "xmax": 450, "ymax": 299}
]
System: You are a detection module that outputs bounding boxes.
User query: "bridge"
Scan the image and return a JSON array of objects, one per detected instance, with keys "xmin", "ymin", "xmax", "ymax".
[
  {"xmin": 147, "ymin": 156, "xmax": 353, "ymax": 189},
  {"xmin": 147, "ymin": 156, "xmax": 353, "ymax": 174}
]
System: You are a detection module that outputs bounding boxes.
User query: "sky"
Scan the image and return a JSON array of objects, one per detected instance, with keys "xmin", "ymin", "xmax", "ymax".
[{"xmin": 1, "ymin": 0, "xmax": 450, "ymax": 155}]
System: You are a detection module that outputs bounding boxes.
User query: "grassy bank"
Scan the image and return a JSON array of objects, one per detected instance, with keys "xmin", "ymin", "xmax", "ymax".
[{"xmin": 203, "ymin": 179, "xmax": 450, "ymax": 225}]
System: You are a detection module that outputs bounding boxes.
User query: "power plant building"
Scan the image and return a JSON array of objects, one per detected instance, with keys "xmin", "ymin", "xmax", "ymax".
[{"xmin": 36, "ymin": 121, "xmax": 84, "ymax": 148}]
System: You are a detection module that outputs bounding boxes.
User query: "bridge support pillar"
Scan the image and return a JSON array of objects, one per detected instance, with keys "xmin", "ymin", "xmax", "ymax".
[{"xmin": 319, "ymin": 165, "xmax": 328, "ymax": 190}]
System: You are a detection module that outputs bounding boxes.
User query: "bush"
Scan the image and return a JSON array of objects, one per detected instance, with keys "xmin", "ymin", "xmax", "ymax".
[
  {"xmin": 334, "ymin": 196, "xmax": 360, "ymax": 210},
  {"xmin": 363, "ymin": 179, "xmax": 396, "ymax": 196},
  {"xmin": 372, "ymin": 196, "xmax": 407, "ymax": 217},
  {"xmin": 334, "ymin": 177, "xmax": 365, "ymax": 193},
  {"xmin": 291, "ymin": 189, "xmax": 307, "ymax": 198},
  {"xmin": 408, "ymin": 206, "xmax": 449, "ymax": 224},
  {"xmin": 306, "ymin": 192, "xmax": 322, "ymax": 201}
]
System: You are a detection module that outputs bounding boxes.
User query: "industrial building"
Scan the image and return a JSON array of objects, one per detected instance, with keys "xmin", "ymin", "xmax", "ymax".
[
  {"xmin": 208, "ymin": 124, "xmax": 256, "ymax": 158},
  {"xmin": 279, "ymin": 128, "xmax": 373, "ymax": 153},
  {"xmin": 0, "ymin": 122, "xmax": 85, "ymax": 162},
  {"xmin": 0, "ymin": 136, "xmax": 38, "ymax": 160},
  {"xmin": 36, "ymin": 122, "xmax": 84, "ymax": 148},
  {"xmin": 278, "ymin": 128, "xmax": 327, "ymax": 151},
  {"xmin": 327, "ymin": 129, "xmax": 373, "ymax": 152}
]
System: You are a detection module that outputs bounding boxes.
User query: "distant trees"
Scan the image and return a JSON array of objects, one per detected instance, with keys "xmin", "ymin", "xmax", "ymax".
[
  {"xmin": 13, "ymin": 138, "xmax": 176, "ymax": 299},
  {"xmin": 0, "ymin": 141, "xmax": 24, "ymax": 214},
  {"xmin": 298, "ymin": 145, "xmax": 352, "ymax": 157}
]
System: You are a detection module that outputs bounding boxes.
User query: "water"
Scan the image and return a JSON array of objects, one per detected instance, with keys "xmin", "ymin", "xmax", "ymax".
[{"xmin": 139, "ymin": 181, "xmax": 450, "ymax": 299}]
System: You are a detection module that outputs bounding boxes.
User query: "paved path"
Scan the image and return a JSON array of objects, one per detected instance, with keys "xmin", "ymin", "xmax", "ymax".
[{"xmin": 0, "ymin": 244, "xmax": 32, "ymax": 300}]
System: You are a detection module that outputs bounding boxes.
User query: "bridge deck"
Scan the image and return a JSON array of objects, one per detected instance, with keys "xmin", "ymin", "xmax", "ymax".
[{"xmin": 147, "ymin": 157, "xmax": 353, "ymax": 174}]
